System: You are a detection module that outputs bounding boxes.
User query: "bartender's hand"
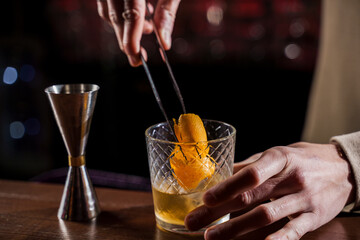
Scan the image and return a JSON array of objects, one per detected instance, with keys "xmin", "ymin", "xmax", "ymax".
[
  {"xmin": 185, "ymin": 142, "xmax": 355, "ymax": 240},
  {"xmin": 97, "ymin": 0, "xmax": 180, "ymax": 67}
]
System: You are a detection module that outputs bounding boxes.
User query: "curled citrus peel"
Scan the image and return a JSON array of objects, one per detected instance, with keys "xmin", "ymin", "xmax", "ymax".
[{"xmin": 170, "ymin": 114, "xmax": 215, "ymax": 190}]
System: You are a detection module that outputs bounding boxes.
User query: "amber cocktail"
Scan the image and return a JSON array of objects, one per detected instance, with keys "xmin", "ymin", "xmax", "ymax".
[{"xmin": 145, "ymin": 119, "xmax": 236, "ymax": 234}]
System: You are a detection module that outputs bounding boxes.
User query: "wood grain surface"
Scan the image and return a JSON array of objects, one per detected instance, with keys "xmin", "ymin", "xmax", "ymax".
[{"xmin": 0, "ymin": 179, "xmax": 359, "ymax": 240}]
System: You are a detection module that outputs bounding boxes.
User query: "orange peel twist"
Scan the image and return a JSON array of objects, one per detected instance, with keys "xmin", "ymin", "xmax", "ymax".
[{"xmin": 170, "ymin": 114, "xmax": 215, "ymax": 190}]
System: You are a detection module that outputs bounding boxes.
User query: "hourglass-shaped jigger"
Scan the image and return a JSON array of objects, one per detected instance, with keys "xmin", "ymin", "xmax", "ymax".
[{"xmin": 45, "ymin": 84, "xmax": 100, "ymax": 221}]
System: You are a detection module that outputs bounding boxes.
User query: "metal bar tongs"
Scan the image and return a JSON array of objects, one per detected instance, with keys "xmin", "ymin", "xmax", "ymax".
[{"xmin": 140, "ymin": 3, "xmax": 186, "ymax": 140}]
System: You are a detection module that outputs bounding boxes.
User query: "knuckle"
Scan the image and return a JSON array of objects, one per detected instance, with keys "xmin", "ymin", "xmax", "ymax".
[
  {"xmin": 258, "ymin": 204, "xmax": 275, "ymax": 225},
  {"xmin": 247, "ymin": 166, "xmax": 262, "ymax": 187},
  {"xmin": 270, "ymin": 146, "xmax": 288, "ymax": 156},
  {"xmin": 235, "ymin": 191, "xmax": 253, "ymax": 207},
  {"xmin": 155, "ymin": 1, "xmax": 181, "ymax": 25},
  {"xmin": 270, "ymin": 146, "xmax": 294, "ymax": 163},
  {"xmin": 306, "ymin": 192, "xmax": 321, "ymax": 212},
  {"xmin": 288, "ymin": 141, "xmax": 308, "ymax": 148},
  {"xmin": 293, "ymin": 169, "xmax": 307, "ymax": 189},
  {"xmin": 122, "ymin": 9, "xmax": 140, "ymax": 22}
]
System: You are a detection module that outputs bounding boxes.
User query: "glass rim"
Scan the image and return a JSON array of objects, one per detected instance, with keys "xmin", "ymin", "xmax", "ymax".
[
  {"xmin": 145, "ymin": 119, "xmax": 236, "ymax": 145},
  {"xmin": 44, "ymin": 83, "xmax": 100, "ymax": 94}
]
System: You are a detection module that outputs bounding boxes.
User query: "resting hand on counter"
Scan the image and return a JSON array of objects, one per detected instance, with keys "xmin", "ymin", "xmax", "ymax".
[
  {"xmin": 185, "ymin": 142, "xmax": 355, "ymax": 240},
  {"xmin": 97, "ymin": 0, "xmax": 181, "ymax": 67}
]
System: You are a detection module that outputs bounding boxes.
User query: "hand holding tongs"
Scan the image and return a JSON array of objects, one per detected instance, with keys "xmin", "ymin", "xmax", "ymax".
[{"xmin": 140, "ymin": 3, "xmax": 186, "ymax": 139}]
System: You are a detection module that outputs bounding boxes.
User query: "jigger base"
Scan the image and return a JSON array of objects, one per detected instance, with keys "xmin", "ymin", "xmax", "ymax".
[{"xmin": 58, "ymin": 166, "xmax": 101, "ymax": 221}]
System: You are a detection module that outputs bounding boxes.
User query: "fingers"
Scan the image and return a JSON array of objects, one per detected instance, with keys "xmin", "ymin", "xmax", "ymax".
[
  {"xmin": 202, "ymin": 194, "xmax": 308, "ymax": 240},
  {"xmin": 143, "ymin": 3, "xmax": 154, "ymax": 34},
  {"xmin": 265, "ymin": 213, "xmax": 316, "ymax": 240},
  {"xmin": 154, "ymin": 0, "xmax": 181, "ymax": 49},
  {"xmin": 97, "ymin": 0, "xmax": 147, "ymax": 66},
  {"xmin": 122, "ymin": 0, "xmax": 146, "ymax": 66},
  {"xmin": 106, "ymin": 0, "xmax": 125, "ymax": 51},
  {"xmin": 97, "ymin": 0, "xmax": 180, "ymax": 66},
  {"xmin": 186, "ymin": 179, "xmax": 287, "ymax": 231},
  {"xmin": 186, "ymin": 184, "xmax": 306, "ymax": 230},
  {"xmin": 203, "ymin": 148, "xmax": 288, "ymax": 207},
  {"xmin": 98, "ymin": 0, "xmax": 152, "ymax": 34},
  {"xmin": 185, "ymin": 191, "xmax": 259, "ymax": 231},
  {"xmin": 185, "ymin": 200, "xmax": 243, "ymax": 231}
]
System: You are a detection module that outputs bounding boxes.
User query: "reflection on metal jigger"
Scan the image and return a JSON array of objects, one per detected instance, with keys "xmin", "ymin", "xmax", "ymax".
[
  {"xmin": 59, "ymin": 216, "xmax": 97, "ymax": 239},
  {"xmin": 45, "ymin": 84, "xmax": 101, "ymax": 221}
]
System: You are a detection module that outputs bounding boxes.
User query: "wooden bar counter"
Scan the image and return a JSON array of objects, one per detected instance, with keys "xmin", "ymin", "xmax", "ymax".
[{"xmin": 0, "ymin": 179, "xmax": 359, "ymax": 240}]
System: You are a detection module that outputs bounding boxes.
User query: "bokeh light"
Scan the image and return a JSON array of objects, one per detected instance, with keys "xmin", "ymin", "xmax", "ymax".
[
  {"xmin": 173, "ymin": 38, "xmax": 189, "ymax": 56},
  {"xmin": 207, "ymin": 5, "xmax": 224, "ymax": 26},
  {"xmin": 3, "ymin": 67, "xmax": 18, "ymax": 85},
  {"xmin": 289, "ymin": 19, "xmax": 306, "ymax": 38},
  {"xmin": 10, "ymin": 121, "xmax": 25, "ymax": 139},
  {"xmin": 284, "ymin": 43, "xmax": 301, "ymax": 60}
]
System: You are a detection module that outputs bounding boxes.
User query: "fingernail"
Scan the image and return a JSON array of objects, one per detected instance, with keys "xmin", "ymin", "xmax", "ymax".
[
  {"xmin": 184, "ymin": 214, "xmax": 197, "ymax": 230},
  {"xmin": 128, "ymin": 54, "xmax": 141, "ymax": 67},
  {"xmin": 266, "ymin": 231, "xmax": 285, "ymax": 240},
  {"xmin": 205, "ymin": 228, "xmax": 217, "ymax": 240},
  {"xmin": 268, "ymin": 236, "xmax": 282, "ymax": 240},
  {"xmin": 266, "ymin": 236, "xmax": 281, "ymax": 240},
  {"xmin": 203, "ymin": 192, "xmax": 216, "ymax": 206}
]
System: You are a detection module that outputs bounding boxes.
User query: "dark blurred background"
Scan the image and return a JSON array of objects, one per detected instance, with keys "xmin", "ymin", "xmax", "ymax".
[{"xmin": 0, "ymin": 0, "xmax": 320, "ymax": 182}]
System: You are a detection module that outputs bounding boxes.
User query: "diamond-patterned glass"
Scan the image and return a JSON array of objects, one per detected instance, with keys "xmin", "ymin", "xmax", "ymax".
[
  {"xmin": 146, "ymin": 120, "xmax": 236, "ymax": 194},
  {"xmin": 145, "ymin": 120, "xmax": 236, "ymax": 234}
]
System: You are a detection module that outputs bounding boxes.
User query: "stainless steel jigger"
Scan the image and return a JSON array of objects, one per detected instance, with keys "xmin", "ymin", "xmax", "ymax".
[{"xmin": 45, "ymin": 84, "xmax": 101, "ymax": 221}]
